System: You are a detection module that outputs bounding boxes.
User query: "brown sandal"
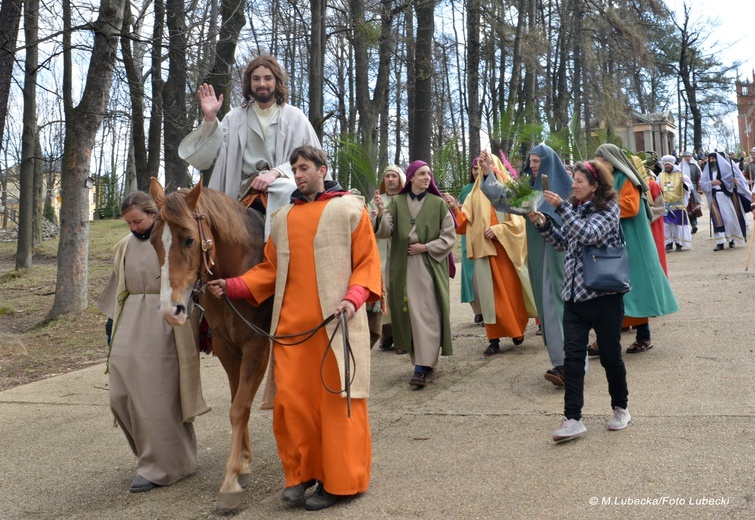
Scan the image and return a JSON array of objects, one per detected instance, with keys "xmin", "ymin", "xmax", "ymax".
[{"xmin": 626, "ymin": 339, "xmax": 653, "ymax": 354}]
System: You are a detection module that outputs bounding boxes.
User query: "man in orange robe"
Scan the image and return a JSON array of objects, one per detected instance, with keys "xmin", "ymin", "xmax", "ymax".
[{"xmin": 207, "ymin": 145, "xmax": 381, "ymax": 511}]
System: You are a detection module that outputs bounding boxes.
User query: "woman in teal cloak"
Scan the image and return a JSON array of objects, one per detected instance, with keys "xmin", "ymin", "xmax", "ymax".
[
  {"xmin": 481, "ymin": 143, "xmax": 573, "ymax": 386},
  {"xmin": 459, "ymin": 159, "xmax": 482, "ymax": 324},
  {"xmin": 594, "ymin": 144, "xmax": 679, "ymax": 353}
]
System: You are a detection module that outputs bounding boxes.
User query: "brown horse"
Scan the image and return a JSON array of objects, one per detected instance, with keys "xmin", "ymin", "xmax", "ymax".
[{"xmin": 149, "ymin": 178, "xmax": 272, "ymax": 511}]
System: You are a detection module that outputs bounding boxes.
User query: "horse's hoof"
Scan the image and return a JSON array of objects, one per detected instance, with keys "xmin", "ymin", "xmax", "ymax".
[
  {"xmin": 237, "ymin": 472, "xmax": 252, "ymax": 488},
  {"xmin": 216, "ymin": 490, "xmax": 244, "ymax": 511}
]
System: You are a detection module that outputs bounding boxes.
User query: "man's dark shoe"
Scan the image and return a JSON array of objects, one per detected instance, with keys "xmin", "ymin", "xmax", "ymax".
[
  {"xmin": 473, "ymin": 314, "xmax": 483, "ymax": 324},
  {"xmin": 675, "ymin": 243, "xmax": 683, "ymax": 251},
  {"xmin": 512, "ymin": 336, "xmax": 524, "ymax": 346},
  {"xmin": 409, "ymin": 372, "xmax": 427, "ymax": 386},
  {"xmin": 665, "ymin": 243, "xmax": 673, "ymax": 251},
  {"xmin": 714, "ymin": 243, "xmax": 725, "ymax": 251},
  {"xmin": 483, "ymin": 340, "xmax": 501, "ymax": 356},
  {"xmin": 691, "ymin": 226, "xmax": 698, "ymax": 234},
  {"xmin": 130, "ymin": 475, "xmax": 159, "ymax": 493},
  {"xmin": 281, "ymin": 479, "xmax": 316, "ymax": 503},
  {"xmin": 729, "ymin": 241, "xmax": 735, "ymax": 248},
  {"xmin": 378, "ymin": 336, "xmax": 394, "ymax": 351},
  {"xmin": 587, "ymin": 341, "xmax": 599, "ymax": 357},
  {"xmin": 304, "ymin": 484, "xmax": 339, "ymax": 511},
  {"xmin": 544, "ymin": 366, "xmax": 565, "ymax": 386}
]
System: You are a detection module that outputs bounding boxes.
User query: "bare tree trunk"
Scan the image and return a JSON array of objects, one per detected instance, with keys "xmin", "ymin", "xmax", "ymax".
[
  {"xmin": 147, "ymin": 0, "xmax": 164, "ymax": 185},
  {"xmin": 352, "ymin": 0, "xmax": 396, "ymax": 174},
  {"xmin": 163, "ymin": 0, "xmax": 188, "ymax": 192},
  {"xmin": 309, "ymin": 0, "xmax": 325, "ymax": 140},
  {"xmin": 466, "ymin": 0, "xmax": 480, "ymax": 160},
  {"xmin": 16, "ymin": 0, "xmax": 39, "ymax": 270},
  {"xmin": 203, "ymin": 0, "xmax": 245, "ymax": 117},
  {"xmin": 124, "ymin": 132, "xmax": 137, "ymax": 194},
  {"xmin": 503, "ymin": 0, "xmax": 527, "ymax": 155},
  {"xmin": 0, "ymin": 0, "xmax": 22, "ymax": 157},
  {"xmin": 411, "ymin": 0, "xmax": 434, "ymax": 162},
  {"xmin": 49, "ymin": 0, "xmax": 125, "ymax": 318},
  {"xmin": 521, "ymin": 0, "xmax": 537, "ymax": 131},
  {"xmin": 121, "ymin": 1, "xmax": 150, "ymax": 191},
  {"xmin": 406, "ymin": 9, "xmax": 416, "ymax": 159},
  {"xmin": 33, "ymin": 134, "xmax": 43, "ymax": 245}
]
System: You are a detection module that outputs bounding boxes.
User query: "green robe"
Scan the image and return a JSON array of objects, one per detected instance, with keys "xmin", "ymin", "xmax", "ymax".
[
  {"xmin": 458, "ymin": 182, "xmax": 476, "ymax": 303},
  {"xmin": 387, "ymin": 194, "xmax": 453, "ymax": 357},
  {"xmin": 614, "ymin": 171, "xmax": 679, "ymax": 317},
  {"xmin": 526, "ymin": 219, "xmax": 565, "ymax": 345}
]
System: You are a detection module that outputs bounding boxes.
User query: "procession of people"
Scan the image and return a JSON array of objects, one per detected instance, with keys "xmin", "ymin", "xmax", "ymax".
[{"xmin": 96, "ymin": 52, "xmax": 755, "ymax": 512}]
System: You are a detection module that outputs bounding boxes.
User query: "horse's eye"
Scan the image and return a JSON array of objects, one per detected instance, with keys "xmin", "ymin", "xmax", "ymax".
[{"xmin": 184, "ymin": 236, "xmax": 195, "ymax": 247}]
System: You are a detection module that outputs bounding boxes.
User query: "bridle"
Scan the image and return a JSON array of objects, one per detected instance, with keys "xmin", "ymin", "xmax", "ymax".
[{"xmin": 194, "ymin": 210, "xmax": 216, "ymax": 285}]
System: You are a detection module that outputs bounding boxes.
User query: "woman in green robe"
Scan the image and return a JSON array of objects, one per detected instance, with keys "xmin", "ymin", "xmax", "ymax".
[
  {"xmin": 459, "ymin": 159, "xmax": 482, "ymax": 323},
  {"xmin": 594, "ymin": 144, "xmax": 679, "ymax": 353}
]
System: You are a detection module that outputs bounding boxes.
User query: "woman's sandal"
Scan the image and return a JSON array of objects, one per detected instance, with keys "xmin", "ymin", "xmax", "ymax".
[{"xmin": 626, "ymin": 339, "xmax": 653, "ymax": 354}]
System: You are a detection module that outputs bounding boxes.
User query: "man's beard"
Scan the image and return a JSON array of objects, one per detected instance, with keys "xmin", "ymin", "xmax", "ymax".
[{"xmin": 255, "ymin": 89, "xmax": 274, "ymax": 103}]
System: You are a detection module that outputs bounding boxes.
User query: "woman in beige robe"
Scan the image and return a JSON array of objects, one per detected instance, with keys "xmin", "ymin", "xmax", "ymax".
[{"xmin": 98, "ymin": 192, "xmax": 208, "ymax": 492}]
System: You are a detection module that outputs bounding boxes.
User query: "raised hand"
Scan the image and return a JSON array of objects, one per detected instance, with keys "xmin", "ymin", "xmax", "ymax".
[
  {"xmin": 373, "ymin": 190, "xmax": 384, "ymax": 215},
  {"xmin": 198, "ymin": 83, "xmax": 224, "ymax": 123}
]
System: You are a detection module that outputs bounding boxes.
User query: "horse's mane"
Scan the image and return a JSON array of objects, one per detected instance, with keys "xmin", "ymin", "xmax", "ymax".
[{"xmin": 159, "ymin": 187, "xmax": 264, "ymax": 247}]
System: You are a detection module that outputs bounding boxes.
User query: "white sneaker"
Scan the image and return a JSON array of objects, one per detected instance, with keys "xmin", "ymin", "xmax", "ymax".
[
  {"xmin": 607, "ymin": 407, "xmax": 631, "ymax": 431},
  {"xmin": 552, "ymin": 417, "xmax": 586, "ymax": 442}
]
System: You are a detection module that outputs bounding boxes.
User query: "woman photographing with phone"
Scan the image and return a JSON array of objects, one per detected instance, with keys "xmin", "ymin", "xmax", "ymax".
[{"xmin": 528, "ymin": 160, "xmax": 630, "ymax": 443}]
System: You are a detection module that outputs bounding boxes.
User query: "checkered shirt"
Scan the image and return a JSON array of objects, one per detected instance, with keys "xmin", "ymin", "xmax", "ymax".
[{"xmin": 538, "ymin": 199, "xmax": 624, "ymax": 302}]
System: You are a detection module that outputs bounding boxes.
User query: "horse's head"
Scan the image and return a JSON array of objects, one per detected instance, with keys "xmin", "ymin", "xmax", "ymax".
[{"xmin": 149, "ymin": 177, "xmax": 215, "ymax": 327}]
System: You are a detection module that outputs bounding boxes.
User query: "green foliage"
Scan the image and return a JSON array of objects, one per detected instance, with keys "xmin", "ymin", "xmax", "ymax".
[
  {"xmin": 546, "ymin": 112, "xmax": 623, "ymax": 162},
  {"xmin": 489, "ymin": 109, "xmax": 545, "ymax": 163},
  {"xmin": 98, "ymin": 172, "xmax": 120, "ymax": 214},
  {"xmin": 333, "ymin": 134, "xmax": 377, "ymax": 196},
  {"xmin": 0, "ymin": 272, "xmax": 19, "ymax": 284},
  {"xmin": 433, "ymin": 137, "xmax": 467, "ymax": 195},
  {"xmin": 0, "ymin": 302, "xmax": 15, "ymax": 315},
  {"xmin": 503, "ymin": 173, "xmax": 541, "ymax": 210}
]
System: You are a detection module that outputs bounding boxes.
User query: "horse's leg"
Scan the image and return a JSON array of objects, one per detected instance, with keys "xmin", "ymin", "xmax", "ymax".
[
  {"xmin": 216, "ymin": 337, "xmax": 270, "ymax": 511},
  {"xmin": 212, "ymin": 342, "xmax": 246, "ymax": 510},
  {"xmin": 237, "ymin": 337, "xmax": 269, "ymax": 488}
]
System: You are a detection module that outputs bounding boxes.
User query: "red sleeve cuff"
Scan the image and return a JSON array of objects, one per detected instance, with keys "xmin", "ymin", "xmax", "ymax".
[
  {"xmin": 343, "ymin": 285, "xmax": 370, "ymax": 311},
  {"xmin": 224, "ymin": 277, "xmax": 253, "ymax": 300}
]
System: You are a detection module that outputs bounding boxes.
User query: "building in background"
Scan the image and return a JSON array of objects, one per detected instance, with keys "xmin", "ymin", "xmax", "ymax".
[{"xmin": 737, "ymin": 73, "xmax": 755, "ymax": 153}]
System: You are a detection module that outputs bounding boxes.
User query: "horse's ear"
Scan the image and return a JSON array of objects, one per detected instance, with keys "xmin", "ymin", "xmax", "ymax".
[
  {"xmin": 185, "ymin": 175, "xmax": 203, "ymax": 211},
  {"xmin": 149, "ymin": 177, "xmax": 165, "ymax": 208}
]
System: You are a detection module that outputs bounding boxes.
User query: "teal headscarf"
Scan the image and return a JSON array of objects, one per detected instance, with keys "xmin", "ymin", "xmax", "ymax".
[{"xmin": 523, "ymin": 143, "xmax": 573, "ymax": 226}]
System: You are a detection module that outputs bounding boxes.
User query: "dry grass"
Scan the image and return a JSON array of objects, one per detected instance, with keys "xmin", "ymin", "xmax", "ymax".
[{"xmin": 0, "ymin": 219, "xmax": 130, "ymax": 391}]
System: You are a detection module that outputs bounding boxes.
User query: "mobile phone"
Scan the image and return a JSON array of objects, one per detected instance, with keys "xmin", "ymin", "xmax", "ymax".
[{"xmin": 541, "ymin": 174, "xmax": 549, "ymax": 191}]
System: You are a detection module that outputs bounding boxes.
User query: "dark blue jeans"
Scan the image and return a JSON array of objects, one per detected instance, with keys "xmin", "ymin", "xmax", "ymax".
[{"xmin": 563, "ymin": 293, "xmax": 628, "ymax": 420}]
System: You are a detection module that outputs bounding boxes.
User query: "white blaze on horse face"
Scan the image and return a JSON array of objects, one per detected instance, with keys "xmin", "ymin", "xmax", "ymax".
[{"xmin": 159, "ymin": 223, "xmax": 187, "ymax": 326}]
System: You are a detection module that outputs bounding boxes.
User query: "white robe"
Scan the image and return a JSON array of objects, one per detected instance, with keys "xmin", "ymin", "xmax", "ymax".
[
  {"xmin": 178, "ymin": 102, "xmax": 322, "ymax": 238},
  {"xmin": 701, "ymin": 156, "xmax": 751, "ymax": 245}
]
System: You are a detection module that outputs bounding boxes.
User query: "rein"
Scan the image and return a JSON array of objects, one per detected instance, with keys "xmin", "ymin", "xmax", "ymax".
[{"xmin": 221, "ymin": 294, "xmax": 355, "ymax": 416}]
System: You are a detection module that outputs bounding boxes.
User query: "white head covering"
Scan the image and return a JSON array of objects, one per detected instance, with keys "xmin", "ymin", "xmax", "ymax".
[{"xmin": 661, "ymin": 155, "xmax": 676, "ymax": 166}]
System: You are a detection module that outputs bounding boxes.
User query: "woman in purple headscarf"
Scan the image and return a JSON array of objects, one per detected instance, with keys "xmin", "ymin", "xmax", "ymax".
[{"xmin": 373, "ymin": 160, "xmax": 456, "ymax": 387}]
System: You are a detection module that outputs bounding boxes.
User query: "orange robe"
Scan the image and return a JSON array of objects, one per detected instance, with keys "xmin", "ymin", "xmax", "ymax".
[
  {"xmin": 239, "ymin": 198, "xmax": 380, "ymax": 495},
  {"xmin": 454, "ymin": 208, "xmax": 528, "ymax": 340}
]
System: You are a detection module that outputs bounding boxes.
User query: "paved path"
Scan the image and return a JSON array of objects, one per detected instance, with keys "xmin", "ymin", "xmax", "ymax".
[{"xmin": 1, "ymin": 211, "xmax": 753, "ymax": 519}]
